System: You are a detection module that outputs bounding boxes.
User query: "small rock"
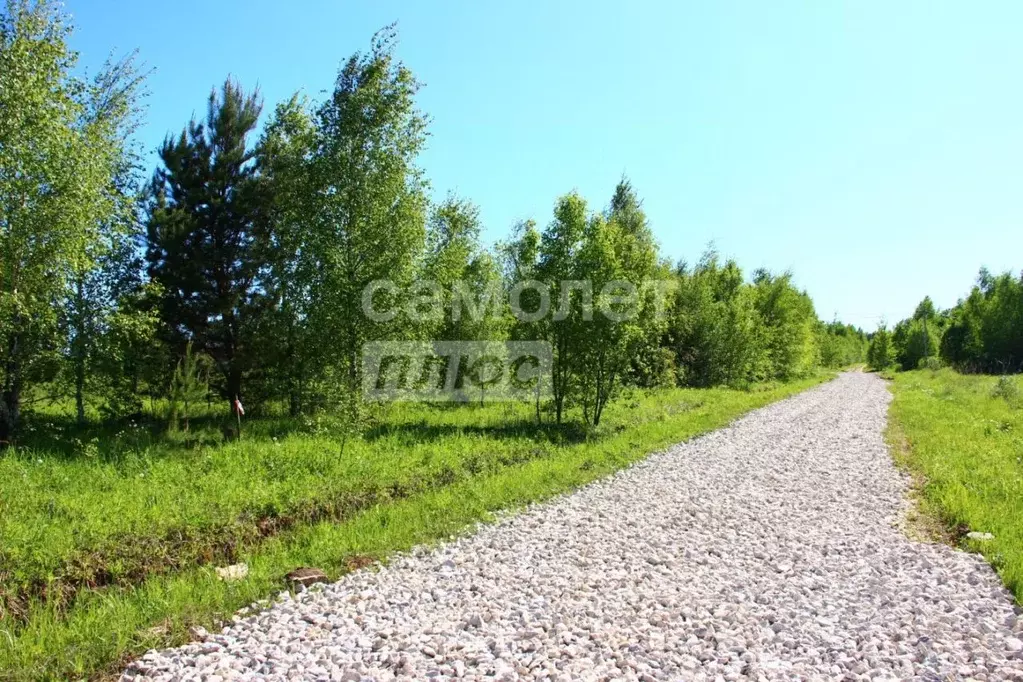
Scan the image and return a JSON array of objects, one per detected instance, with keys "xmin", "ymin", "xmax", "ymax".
[
  {"xmin": 215, "ymin": 563, "xmax": 248, "ymax": 582},
  {"xmin": 285, "ymin": 567, "xmax": 329, "ymax": 589}
]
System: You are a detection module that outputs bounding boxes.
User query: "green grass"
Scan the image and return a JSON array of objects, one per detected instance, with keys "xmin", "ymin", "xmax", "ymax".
[
  {"xmin": 888, "ymin": 368, "xmax": 1023, "ymax": 602},
  {"xmin": 0, "ymin": 376, "xmax": 830, "ymax": 680}
]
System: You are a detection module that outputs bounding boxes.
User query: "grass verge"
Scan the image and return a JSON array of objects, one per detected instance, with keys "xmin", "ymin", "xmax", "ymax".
[
  {"xmin": 0, "ymin": 375, "xmax": 830, "ymax": 680},
  {"xmin": 886, "ymin": 368, "xmax": 1023, "ymax": 602}
]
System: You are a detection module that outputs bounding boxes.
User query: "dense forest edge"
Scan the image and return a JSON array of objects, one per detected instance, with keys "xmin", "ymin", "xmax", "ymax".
[{"xmin": 866, "ymin": 270, "xmax": 1023, "ymax": 375}]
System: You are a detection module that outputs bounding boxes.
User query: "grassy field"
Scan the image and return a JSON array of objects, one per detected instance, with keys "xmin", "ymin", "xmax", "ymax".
[
  {"xmin": 0, "ymin": 375, "xmax": 829, "ymax": 680},
  {"xmin": 888, "ymin": 368, "xmax": 1023, "ymax": 602}
]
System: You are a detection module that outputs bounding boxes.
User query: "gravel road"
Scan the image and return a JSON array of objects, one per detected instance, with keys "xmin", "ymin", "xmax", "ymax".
[{"xmin": 124, "ymin": 372, "xmax": 1023, "ymax": 681}]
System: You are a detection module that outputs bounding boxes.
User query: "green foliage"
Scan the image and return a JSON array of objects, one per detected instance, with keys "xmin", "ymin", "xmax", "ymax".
[
  {"xmin": 817, "ymin": 321, "xmax": 869, "ymax": 368},
  {"xmin": 889, "ymin": 273, "xmax": 1023, "ymax": 376},
  {"xmin": 662, "ymin": 253, "xmax": 831, "ymax": 387},
  {"xmin": 96, "ymin": 280, "xmax": 165, "ymax": 420},
  {"xmin": 662, "ymin": 250, "xmax": 822, "ymax": 388},
  {"xmin": 108, "ymin": 26, "xmax": 856, "ymax": 435},
  {"xmin": 0, "ymin": 0, "xmax": 145, "ymax": 443},
  {"xmin": 423, "ymin": 194, "xmax": 509, "ymax": 345},
  {"xmin": 500, "ymin": 180, "xmax": 665, "ymax": 425},
  {"xmin": 991, "ymin": 375, "xmax": 1020, "ymax": 404},
  {"xmin": 890, "ymin": 296, "xmax": 943, "ymax": 371},
  {"xmin": 252, "ymin": 94, "xmax": 318, "ymax": 415},
  {"xmin": 567, "ymin": 179, "xmax": 660, "ymax": 425},
  {"xmin": 892, "ymin": 317, "xmax": 939, "ymax": 370},
  {"xmin": 261, "ymin": 27, "xmax": 429, "ymax": 420},
  {"xmin": 612, "ymin": 182, "xmax": 675, "ymax": 390},
  {"xmin": 535, "ymin": 192, "xmax": 589, "ymax": 422},
  {"xmin": 667, "ymin": 251, "xmax": 762, "ymax": 388},
  {"xmin": 751, "ymin": 269, "xmax": 820, "ymax": 380},
  {"xmin": 0, "ymin": 13, "xmax": 866, "ymax": 678},
  {"xmin": 167, "ymin": 341, "xmax": 212, "ymax": 432},
  {"xmin": 867, "ymin": 326, "xmax": 896, "ymax": 371},
  {"xmin": 145, "ymin": 79, "xmax": 265, "ymax": 407},
  {"xmin": 939, "ymin": 270, "xmax": 1023, "ymax": 373}
]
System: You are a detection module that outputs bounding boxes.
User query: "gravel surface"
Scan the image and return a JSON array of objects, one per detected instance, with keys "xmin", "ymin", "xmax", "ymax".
[{"xmin": 124, "ymin": 372, "xmax": 1023, "ymax": 681}]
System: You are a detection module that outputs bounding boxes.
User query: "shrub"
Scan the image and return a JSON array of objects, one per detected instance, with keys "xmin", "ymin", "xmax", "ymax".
[
  {"xmin": 991, "ymin": 375, "xmax": 1020, "ymax": 403},
  {"xmin": 867, "ymin": 327, "xmax": 895, "ymax": 371},
  {"xmin": 168, "ymin": 342, "xmax": 212, "ymax": 432}
]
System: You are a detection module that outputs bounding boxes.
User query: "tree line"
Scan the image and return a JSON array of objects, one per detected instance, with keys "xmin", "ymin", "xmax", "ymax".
[
  {"xmin": 867, "ymin": 270, "xmax": 1023, "ymax": 374},
  {"xmin": 0, "ymin": 2, "xmax": 867, "ymax": 443}
]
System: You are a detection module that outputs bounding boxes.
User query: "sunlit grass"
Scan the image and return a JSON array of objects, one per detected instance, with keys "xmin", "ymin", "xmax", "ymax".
[
  {"xmin": 0, "ymin": 375, "xmax": 829, "ymax": 680},
  {"xmin": 888, "ymin": 368, "xmax": 1023, "ymax": 602}
]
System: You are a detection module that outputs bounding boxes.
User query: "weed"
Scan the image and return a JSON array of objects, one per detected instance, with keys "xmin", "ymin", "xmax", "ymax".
[{"xmin": 992, "ymin": 375, "xmax": 1020, "ymax": 404}]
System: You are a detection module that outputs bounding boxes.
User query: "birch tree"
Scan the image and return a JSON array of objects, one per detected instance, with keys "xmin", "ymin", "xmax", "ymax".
[{"xmin": 0, "ymin": 0, "xmax": 145, "ymax": 442}]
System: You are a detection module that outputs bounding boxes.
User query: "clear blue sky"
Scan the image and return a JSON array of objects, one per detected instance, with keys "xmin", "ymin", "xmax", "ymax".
[{"xmin": 66, "ymin": 0, "xmax": 1022, "ymax": 330}]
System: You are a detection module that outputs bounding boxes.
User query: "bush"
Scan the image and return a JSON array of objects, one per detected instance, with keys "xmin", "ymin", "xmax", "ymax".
[
  {"xmin": 918, "ymin": 356, "xmax": 942, "ymax": 371},
  {"xmin": 867, "ymin": 327, "xmax": 895, "ymax": 371},
  {"xmin": 991, "ymin": 375, "xmax": 1020, "ymax": 403},
  {"xmin": 939, "ymin": 270, "xmax": 1023, "ymax": 373}
]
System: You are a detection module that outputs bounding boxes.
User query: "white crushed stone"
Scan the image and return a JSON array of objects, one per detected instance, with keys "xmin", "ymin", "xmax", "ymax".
[{"xmin": 123, "ymin": 372, "xmax": 1023, "ymax": 681}]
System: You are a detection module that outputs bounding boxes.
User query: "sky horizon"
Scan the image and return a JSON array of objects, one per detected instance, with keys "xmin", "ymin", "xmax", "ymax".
[{"xmin": 66, "ymin": 1, "xmax": 1023, "ymax": 330}]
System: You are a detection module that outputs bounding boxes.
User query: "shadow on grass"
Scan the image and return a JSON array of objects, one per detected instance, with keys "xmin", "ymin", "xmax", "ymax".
[
  {"xmin": 364, "ymin": 418, "xmax": 593, "ymax": 445},
  {"xmin": 12, "ymin": 411, "xmax": 310, "ymax": 461},
  {"xmin": 12, "ymin": 409, "xmax": 598, "ymax": 462}
]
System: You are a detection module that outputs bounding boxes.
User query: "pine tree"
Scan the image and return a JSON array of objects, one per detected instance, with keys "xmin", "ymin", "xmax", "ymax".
[
  {"xmin": 168, "ymin": 341, "xmax": 211, "ymax": 432},
  {"xmin": 867, "ymin": 326, "xmax": 895, "ymax": 371},
  {"xmin": 145, "ymin": 79, "xmax": 266, "ymax": 410}
]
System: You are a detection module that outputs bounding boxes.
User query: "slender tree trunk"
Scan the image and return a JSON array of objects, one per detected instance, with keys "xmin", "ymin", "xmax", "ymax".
[
  {"xmin": 0, "ymin": 387, "xmax": 19, "ymax": 446},
  {"xmin": 226, "ymin": 368, "xmax": 242, "ymax": 417},
  {"xmin": 1, "ymin": 335, "xmax": 23, "ymax": 447},
  {"xmin": 294, "ymin": 370, "xmax": 305, "ymax": 417},
  {"xmin": 222, "ymin": 304, "xmax": 245, "ymax": 418},
  {"xmin": 534, "ymin": 366, "xmax": 542, "ymax": 424},
  {"xmin": 593, "ymin": 379, "xmax": 605, "ymax": 427},
  {"xmin": 75, "ymin": 355, "xmax": 86, "ymax": 427},
  {"xmin": 287, "ymin": 320, "xmax": 301, "ymax": 417},
  {"xmin": 73, "ymin": 277, "xmax": 87, "ymax": 426}
]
